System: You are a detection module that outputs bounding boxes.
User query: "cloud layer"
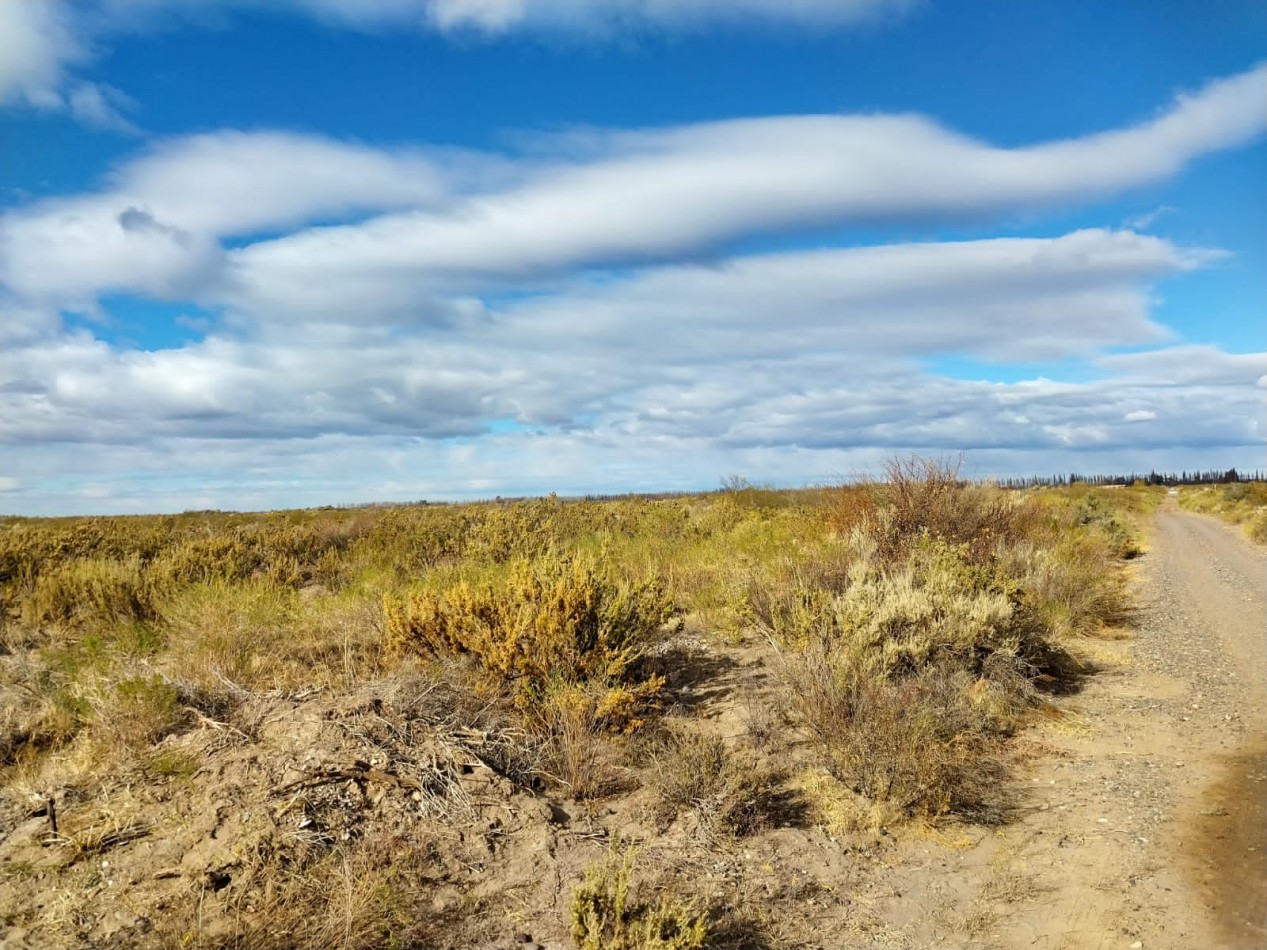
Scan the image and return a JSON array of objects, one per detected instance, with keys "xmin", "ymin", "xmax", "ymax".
[
  {"xmin": 6, "ymin": 62, "xmax": 1265, "ymax": 318},
  {"xmin": 3, "ymin": 58, "xmax": 1265, "ymax": 513}
]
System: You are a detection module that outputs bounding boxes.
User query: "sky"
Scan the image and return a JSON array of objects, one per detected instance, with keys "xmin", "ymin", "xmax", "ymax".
[{"xmin": 1, "ymin": 0, "xmax": 1265, "ymax": 515}]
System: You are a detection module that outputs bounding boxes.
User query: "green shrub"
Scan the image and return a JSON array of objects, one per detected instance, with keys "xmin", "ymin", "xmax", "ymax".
[
  {"xmin": 570, "ymin": 846, "xmax": 709, "ymax": 950},
  {"xmin": 758, "ymin": 533, "xmax": 1054, "ymax": 819},
  {"xmin": 999, "ymin": 537, "xmax": 1131, "ymax": 638},
  {"xmin": 1249, "ymin": 511, "xmax": 1267, "ymax": 545},
  {"xmin": 101, "ymin": 674, "xmax": 187, "ymax": 748},
  {"xmin": 1182, "ymin": 483, "xmax": 1267, "ymax": 544},
  {"xmin": 21, "ymin": 556, "xmax": 155, "ymax": 629},
  {"xmin": 758, "ymin": 535, "xmax": 1048, "ymax": 679},
  {"xmin": 384, "ymin": 551, "xmax": 679, "ymax": 732}
]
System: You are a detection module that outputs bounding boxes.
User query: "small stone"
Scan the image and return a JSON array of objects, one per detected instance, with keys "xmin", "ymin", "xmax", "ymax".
[
  {"xmin": 1130, "ymin": 942, "xmax": 1143, "ymax": 949},
  {"xmin": 514, "ymin": 934, "xmax": 532, "ymax": 944}
]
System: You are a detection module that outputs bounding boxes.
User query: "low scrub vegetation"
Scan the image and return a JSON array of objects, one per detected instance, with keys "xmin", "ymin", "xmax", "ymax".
[
  {"xmin": 383, "ymin": 550, "xmax": 678, "ymax": 733},
  {"xmin": 0, "ymin": 461, "xmax": 1157, "ymax": 948},
  {"xmin": 745, "ymin": 461, "xmax": 1150, "ymax": 820},
  {"xmin": 570, "ymin": 845, "xmax": 709, "ymax": 950},
  {"xmin": 1180, "ymin": 482, "xmax": 1267, "ymax": 543}
]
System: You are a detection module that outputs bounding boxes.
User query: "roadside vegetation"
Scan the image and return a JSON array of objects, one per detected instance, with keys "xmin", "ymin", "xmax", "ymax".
[
  {"xmin": 1179, "ymin": 482, "xmax": 1267, "ymax": 544},
  {"xmin": 0, "ymin": 461, "xmax": 1159, "ymax": 948}
]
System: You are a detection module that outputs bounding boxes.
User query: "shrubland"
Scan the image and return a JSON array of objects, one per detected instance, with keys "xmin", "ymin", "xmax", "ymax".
[
  {"xmin": 0, "ymin": 463, "xmax": 1158, "ymax": 948},
  {"xmin": 1179, "ymin": 481, "xmax": 1267, "ymax": 543}
]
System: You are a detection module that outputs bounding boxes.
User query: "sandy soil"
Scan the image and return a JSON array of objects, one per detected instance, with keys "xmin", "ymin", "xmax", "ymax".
[{"xmin": 2, "ymin": 499, "xmax": 1264, "ymax": 949}]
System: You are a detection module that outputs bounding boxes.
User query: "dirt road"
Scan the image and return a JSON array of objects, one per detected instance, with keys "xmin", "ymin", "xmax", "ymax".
[
  {"xmin": 963, "ymin": 500, "xmax": 1267, "ymax": 949},
  {"xmin": 1157, "ymin": 501, "xmax": 1267, "ymax": 947}
]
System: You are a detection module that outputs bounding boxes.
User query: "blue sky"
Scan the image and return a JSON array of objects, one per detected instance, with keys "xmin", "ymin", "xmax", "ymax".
[{"xmin": 1, "ymin": 0, "xmax": 1265, "ymax": 514}]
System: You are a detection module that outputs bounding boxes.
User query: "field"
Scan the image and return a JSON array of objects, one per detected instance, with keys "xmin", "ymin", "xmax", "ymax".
[{"xmin": 0, "ymin": 461, "xmax": 1160, "ymax": 949}]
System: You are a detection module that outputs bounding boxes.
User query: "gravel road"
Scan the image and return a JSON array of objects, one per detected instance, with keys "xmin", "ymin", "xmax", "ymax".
[
  {"xmin": 934, "ymin": 498, "xmax": 1267, "ymax": 950},
  {"xmin": 1150, "ymin": 500, "xmax": 1267, "ymax": 948}
]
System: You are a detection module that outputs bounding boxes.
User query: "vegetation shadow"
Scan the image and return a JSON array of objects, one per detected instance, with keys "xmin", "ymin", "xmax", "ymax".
[{"xmin": 647, "ymin": 643, "xmax": 743, "ymax": 714}]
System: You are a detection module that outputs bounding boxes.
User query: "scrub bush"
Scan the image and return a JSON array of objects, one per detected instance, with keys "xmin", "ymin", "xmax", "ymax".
[
  {"xmin": 570, "ymin": 846, "xmax": 709, "ymax": 950},
  {"xmin": 384, "ymin": 551, "xmax": 680, "ymax": 733}
]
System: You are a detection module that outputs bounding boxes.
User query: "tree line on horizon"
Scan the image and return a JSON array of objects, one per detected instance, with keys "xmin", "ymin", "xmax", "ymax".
[{"xmin": 997, "ymin": 468, "xmax": 1264, "ymax": 490}]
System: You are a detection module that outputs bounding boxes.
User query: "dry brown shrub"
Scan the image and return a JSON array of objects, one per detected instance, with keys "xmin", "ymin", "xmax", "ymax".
[
  {"xmin": 646, "ymin": 728, "xmax": 789, "ymax": 838},
  {"xmin": 871, "ymin": 456, "xmax": 1036, "ymax": 564},
  {"xmin": 785, "ymin": 655, "xmax": 1009, "ymax": 822},
  {"xmin": 823, "ymin": 483, "xmax": 880, "ymax": 536}
]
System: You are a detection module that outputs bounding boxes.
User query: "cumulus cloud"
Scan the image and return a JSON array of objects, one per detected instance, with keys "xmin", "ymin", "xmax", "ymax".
[
  {"xmin": 4, "ymin": 65, "xmax": 1261, "ymax": 316},
  {"xmin": 3, "ymin": 55, "xmax": 1265, "ymax": 513},
  {"xmin": 484, "ymin": 230, "xmax": 1195, "ymax": 365},
  {"xmin": 0, "ymin": 1, "xmax": 136, "ymax": 129},
  {"xmin": 2, "ymin": 196, "xmax": 225, "ymax": 313},
  {"xmin": 0, "ymin": 230, "xmax": 1233, "ymax": 454},
  {"xmin": 66, "ymin": 81, "xmax": 139, "ymax": 132},
  {"xmin": 4, "ymin": 353, "xmax": 1264, "ymax": 515},
  {"xmin": 104, "ymin": 131, "xmax": 465, "ymax": 236},
  {"xmin": 1124, "ymin": 205, "xmax": 1177, "ymax": 231},
  {"xmin": 1097, "ymin": 345, "xmax": 1267, "ymax": 385},
  {"xmin": 100, "ymin": 0, "xmax": 918, "ymax": 34},
  {"xmin": 0, "ymin": 131, "xmax": 470, "ymax": 309}
]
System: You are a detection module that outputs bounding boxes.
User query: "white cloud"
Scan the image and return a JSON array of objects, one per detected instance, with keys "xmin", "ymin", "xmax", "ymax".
[
  {"xmin": 1097, "ymin": 345, "xmax": 1267, "ymax": 385},
  {"xmin": 417, "ymin": 0, "xmax": 915, "ymax": 34},
  {"xmin": 2, "ymin": 47, "xmax": 1264, "ymax": 513},
  {"xmin": 4, "ymin": 351, "xmax": 1264, "ymax": 515},
  {"xmin": 108, "ymin": 131, "xmax": 464, "ymax": 236},
  {"xmin": 0, "ymin": 1, "xmax": 139, "ymax": 130},
  {"xmin": 67, "ymin": 81, "xmax": 139, "ymax": 133},
  {"xmin": 230, "ymin": 64, "xmax": 1265, "ymax": 305},
  {"xmin": 0, "ymin": 131, "xmax": 470, "ymax": 309},
  {"xmin": 2, "ymin": 198, "xmax": 226, "ymax": 312},
  {"xmin": 0, "ymin": 0, "xmax": 82, "ymax": 107},
  {"xmin": 1124, "ymin": 205, "xmax": 1177, "ymax": 231},
  {"xmin": 0, "ymin": 231, "xmax": 1233, "ymax": 455},
  {"xmin": 4, "ymin": 64, "xmax": 1260, "ymax": 317},
  {"xmin": 486, "ymin": 229, "xmax": 1192, "ymax": 365},
  {"xmin": 100, "ymin": 0, "xmax": 916, "ymax": 34}
]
